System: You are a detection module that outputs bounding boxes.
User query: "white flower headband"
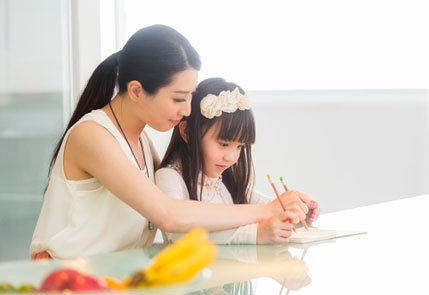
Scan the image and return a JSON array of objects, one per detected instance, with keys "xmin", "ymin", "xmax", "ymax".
[{"xmin": 200, "ymin": 87, "xmax": 251, "ymax": 119}]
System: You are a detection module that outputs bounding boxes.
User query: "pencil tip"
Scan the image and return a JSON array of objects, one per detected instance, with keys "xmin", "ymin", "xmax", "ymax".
[
  {"xmin": 280, "ymin": 176, "xmax": 284, "ymax": 182},
  {"xmin": 266, "ymin": 174, "xmax": 272, "ymax": 181}
]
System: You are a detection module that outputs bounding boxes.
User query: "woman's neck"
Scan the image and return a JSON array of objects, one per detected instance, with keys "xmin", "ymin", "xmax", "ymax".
[{"xmin": 104, "ymin": 94, "xmax": 146, "ymax": 141}]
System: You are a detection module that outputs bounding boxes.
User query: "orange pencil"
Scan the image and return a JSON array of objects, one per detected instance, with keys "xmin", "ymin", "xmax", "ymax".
[
  {"xmin": 280, "ymin": 176, "xmax": 309, "ymax": 231},
  {"xmin": 266, "ymin": 174, "xmax": 296, "ymax": 232},
  {"xmin": 267, "ymin": 174, "xmax": 286, "ymax": 211}
]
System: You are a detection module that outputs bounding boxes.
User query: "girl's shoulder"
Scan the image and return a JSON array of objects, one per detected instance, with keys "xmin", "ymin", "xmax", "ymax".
[
  {"xmin": 155, "ymin": 158, "xmax": 189, "ymax": 193},
  {"xmin": 155, "ymin": 162, "xmax": 182, "ymax": 179},
  {"xmin": 157, "ymin": 159, "xmax": 183, "ymax": 174},
  {"xmin": 155, "ymin": 165, "xmax": 188, "ymax": 196}
]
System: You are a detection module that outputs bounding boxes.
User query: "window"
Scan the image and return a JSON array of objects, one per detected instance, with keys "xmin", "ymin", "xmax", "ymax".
[
  {"xmin": 0, "ymin": 0, "xmax": 71, "ymax": 261},
  {"xmin": 117, "ymin": 0, "xmax": 428, "ymax": 90}
]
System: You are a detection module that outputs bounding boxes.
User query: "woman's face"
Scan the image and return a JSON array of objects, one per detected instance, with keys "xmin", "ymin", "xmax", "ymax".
[{"xmin": 141, "ymin": 68, "xmax": 198, "ymax": 132}]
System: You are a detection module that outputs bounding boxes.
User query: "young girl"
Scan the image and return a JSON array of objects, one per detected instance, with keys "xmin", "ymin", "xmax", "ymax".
[
  {"xmin": 156, "ymin": 78, "xmax": 319, "ymax": 244},
  {"xmin": 30, "ymin": 25, "xmax": 308, "ymax": 259}
]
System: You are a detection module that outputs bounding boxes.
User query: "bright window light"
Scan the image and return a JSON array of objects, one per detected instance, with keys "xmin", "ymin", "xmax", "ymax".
[{"xmin": 114, "ymin": 0, "xmax": 428, "ymax": 90}]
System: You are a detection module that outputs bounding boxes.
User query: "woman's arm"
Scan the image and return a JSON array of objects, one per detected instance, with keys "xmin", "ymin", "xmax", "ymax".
[
  {"xmin": 155, "ymin": 168, "xmax": 295, "ymax": 244},
  {"xmin": 155, "ymin": 167, "xmax": 260, "ymax": 243},
  {"xmin": 66, "ymin": 122, "xmax": 282, "ymax": 233}
]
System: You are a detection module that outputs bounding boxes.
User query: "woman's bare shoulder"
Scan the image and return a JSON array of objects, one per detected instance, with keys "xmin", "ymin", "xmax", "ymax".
[
  {"xmin": 68, "ymin": 120, "xmax": 117, "ymax": 148},
  {"xmin": 65, "ymin": 120, "xmax": 121, "ymax": 172}
]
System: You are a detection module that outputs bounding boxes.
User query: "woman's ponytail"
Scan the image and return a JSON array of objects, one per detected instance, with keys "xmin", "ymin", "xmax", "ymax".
[
  {"xmin": 73, "ymin": 51, "xmax": 119, "ymax": 120},
  {"xmin": 47, "ymin": 52, "xmax": 119, "ymax": 176}
]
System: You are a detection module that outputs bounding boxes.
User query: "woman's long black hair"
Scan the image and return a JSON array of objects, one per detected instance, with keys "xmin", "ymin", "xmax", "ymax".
[
  {"xmin": 160, "ymin": 78, "xmax": 256, "ymax": 204},
  {"xmin": 47, "ymin": 24, "xmax": 201, "ymax": 177}
]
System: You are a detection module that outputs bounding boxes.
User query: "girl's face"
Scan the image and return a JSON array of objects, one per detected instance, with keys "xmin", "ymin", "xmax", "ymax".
[
  {"xmin": 140, "ymin": 68, "xmax": 198, "ymax": 131},
  {"xmin": 201, "ymin": 123, "xmax": 245, "ymax": 178}
]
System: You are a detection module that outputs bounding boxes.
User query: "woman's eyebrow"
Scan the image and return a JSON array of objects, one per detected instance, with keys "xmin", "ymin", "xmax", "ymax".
[{"xmin": 172, "ymin": 90, "xmax": 194, "ymax": 94}]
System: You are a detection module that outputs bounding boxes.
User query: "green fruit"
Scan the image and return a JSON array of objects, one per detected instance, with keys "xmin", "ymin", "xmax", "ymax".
[
  {"xmin": 0, "ymin": 282, "xmax": 15, "ymax": 292},
  {"xmin": 17, "ymin": 284, "xmax": 36, "ymax": 292}
]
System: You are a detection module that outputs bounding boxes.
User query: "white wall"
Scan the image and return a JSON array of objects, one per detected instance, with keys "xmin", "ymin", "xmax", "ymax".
[{"xmin": 252, "ymin": 89, "xmax": 429, "ymax": 212}]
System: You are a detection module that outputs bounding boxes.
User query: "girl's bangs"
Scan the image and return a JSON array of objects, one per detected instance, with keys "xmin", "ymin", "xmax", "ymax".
[{"xmin": 215, "ymin": 110, "xmax": 256, "ymax": 144}]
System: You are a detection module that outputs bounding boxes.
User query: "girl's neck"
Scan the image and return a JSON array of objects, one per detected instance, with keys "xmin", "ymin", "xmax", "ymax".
[{"xmin": 105, "ymin": 94, "xmax": 146, "ymax": 141}]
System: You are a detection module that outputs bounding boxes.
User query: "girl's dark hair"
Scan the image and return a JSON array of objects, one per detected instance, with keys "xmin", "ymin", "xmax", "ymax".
[
  {"xmin": 48, "ymin": 24, "xmax": 201, "ymax": 177},
  {"xmin": 160, "ymin": 78, "xmax": 256, "ymax": 204}
]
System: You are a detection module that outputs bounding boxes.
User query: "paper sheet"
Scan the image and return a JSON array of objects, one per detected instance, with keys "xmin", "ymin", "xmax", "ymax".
[{"xmin": 289, "ymin": 227, "xmax": 366, "ymax": 244}]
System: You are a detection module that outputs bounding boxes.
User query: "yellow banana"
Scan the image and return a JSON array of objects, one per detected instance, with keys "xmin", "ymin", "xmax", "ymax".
[
  {"xmin": 148, "ymin": 241, "xmax": 216, "ymax": 286},
  {"xmin": 127, "ymin": 228, "xmax": 216, "ymax": 288},
  {"xmin": 150, "ymin": 228, "xmax": 208, "ymax": 271}
]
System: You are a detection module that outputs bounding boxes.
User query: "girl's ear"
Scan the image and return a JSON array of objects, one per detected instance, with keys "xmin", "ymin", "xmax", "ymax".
[{"xmin": 179, "ymin": 121, "xmax": 189, "ymax": 143}]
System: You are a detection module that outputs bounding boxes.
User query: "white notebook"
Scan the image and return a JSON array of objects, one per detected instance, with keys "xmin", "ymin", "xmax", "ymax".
[{"xmin": 289, "ymin": 227, "xmax": 365, "ymax": 244}]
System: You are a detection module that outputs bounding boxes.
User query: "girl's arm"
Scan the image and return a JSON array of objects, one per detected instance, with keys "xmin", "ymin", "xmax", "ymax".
[{"xmin": 67, "ymin": 122, "xmax": 287, "ymax": 233}]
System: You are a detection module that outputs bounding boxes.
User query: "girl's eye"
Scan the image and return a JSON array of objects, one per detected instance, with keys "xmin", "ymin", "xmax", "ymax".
[
  {"xmin": 219, "ymin": 142, "xmax": 229, "ymax": 147},
  {"xmin": 173, "ymin": 98, "xmax": 187, "ymax": 103}
]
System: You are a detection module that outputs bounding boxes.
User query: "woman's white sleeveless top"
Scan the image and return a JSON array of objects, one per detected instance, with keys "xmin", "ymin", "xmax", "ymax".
[{"xmin": 30, "ymin": 109, "xmax": 156, "ymax": 259}]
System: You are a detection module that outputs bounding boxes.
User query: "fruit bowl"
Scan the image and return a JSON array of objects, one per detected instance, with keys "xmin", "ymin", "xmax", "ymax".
[{"xmin": 0, "ymin": 248, "xmax": 211, "ymax": 294}]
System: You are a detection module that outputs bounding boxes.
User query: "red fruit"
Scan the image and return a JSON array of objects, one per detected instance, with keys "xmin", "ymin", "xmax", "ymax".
[
  {"xmin": 68, "ymin": 273, "xmax": 106, "ymax": 291},
  {"xmin": 40, "ymin": 268, "xmax": 80, "ymax": 291},
  {"xmin": 39, "ymin": 268, "xmax": 106, "ymax": 292}
]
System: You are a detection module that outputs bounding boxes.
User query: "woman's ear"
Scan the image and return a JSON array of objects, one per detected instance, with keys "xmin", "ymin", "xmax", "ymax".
[
  {"xmin": 127, "ymin": 80, "xmax": 144, "ymax": 102},
  {"xmin": 179, "ymin": 121, "xmax": 189, "ymax": 143}
]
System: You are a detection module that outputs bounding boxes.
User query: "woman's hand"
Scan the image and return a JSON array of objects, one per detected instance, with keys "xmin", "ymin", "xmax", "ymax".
[
  {"xmin": 306, "ymin": 200, "xmax": 319, "ymax": 224},
  {"xmin": 257, "ymin": 211, "xmax": 296, "ymax": 244},
  {"xmin": 267, "ymin": 191, "xmax": 308, "ymax": 222},
  {"xmin": 279, "ymin": 190, "xmax": 320, "ymax": 224}
]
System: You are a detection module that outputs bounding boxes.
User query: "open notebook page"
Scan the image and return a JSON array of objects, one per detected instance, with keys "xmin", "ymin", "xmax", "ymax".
[{"xmin": 289, "ymin": 227, "xmax": 366, "ymax": 244}]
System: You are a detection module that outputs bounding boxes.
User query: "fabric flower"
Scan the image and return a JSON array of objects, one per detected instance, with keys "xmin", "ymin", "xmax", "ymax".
[{"xmin": 200, "ymin": 87, "xmax": 251, "ymax": 119}]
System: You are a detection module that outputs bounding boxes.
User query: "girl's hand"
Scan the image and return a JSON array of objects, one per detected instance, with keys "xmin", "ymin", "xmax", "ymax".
[{"xmin": 256, "ymin": 211, "xmax": 295, "ymax": 244}]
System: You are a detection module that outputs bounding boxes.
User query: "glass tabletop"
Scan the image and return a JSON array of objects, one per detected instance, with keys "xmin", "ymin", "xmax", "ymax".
[
  {"xmin": 1, "ymin": 194, "xmax": 428, "ymax": 294},
  {"xmin": 188, "ymin": 194, "xmax": 429, "ymax": 295}
]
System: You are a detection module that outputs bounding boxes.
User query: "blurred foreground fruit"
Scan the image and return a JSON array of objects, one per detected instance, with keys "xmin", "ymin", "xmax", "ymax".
[
  {"xmin": 100, "ymin": 276, "xmax": 125, "ymax": 290},
  {"xmin": 2, "ymin": 228, "xmax": 216, "ymax": 292},
  {"xmin": 17, "ymin": 284, "xmax": 36, "ymax": 292},
  {"xmin": 0, "ymin": 282, "xmax": 36, "ymax": 293},
  {"xmin": 0, "ymin": 282, "xmax": 15, "ymax": 292},
  {"xmin": 39, "ymin": 268, "xmax": 107, "ymax": 292},
  {"xmin": 128, "ymin": 228, "xmax": 217, "ymax": 287}
]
